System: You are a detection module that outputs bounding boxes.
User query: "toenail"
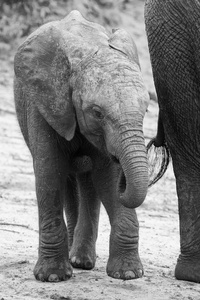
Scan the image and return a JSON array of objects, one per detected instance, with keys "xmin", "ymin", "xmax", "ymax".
[
  {"xmin": 125, "ymin": 271, "xmax": 136, "ymax": 279},
  {"xmin": 48, "ymin": 274, "xmax": 59, "ymax": 282},
  {"xmin": 138, "ymin": 269, "xmax": 143, "ymax": 278},
  {"xmin": 113, "ymin": 272, "xmax": 121, "ymax": 279},
  {"xmin": 71, "ymin": 257, "xmax": 76, "ymax": 264}
]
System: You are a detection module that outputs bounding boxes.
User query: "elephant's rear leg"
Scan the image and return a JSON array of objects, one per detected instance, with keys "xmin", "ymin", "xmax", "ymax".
[
  {"xmin": 69, "ymin": 172, "xmax": 100, "ymax": 270},
  {"xmin": 64, "ymin": 175, "xmax": 78, "ymax": 250}
]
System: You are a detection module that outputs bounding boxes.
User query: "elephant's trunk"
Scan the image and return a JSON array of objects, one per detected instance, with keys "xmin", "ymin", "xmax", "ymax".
[{"xmin": 117, "ymin": 127, "xmax": 148, "ymax": 209}]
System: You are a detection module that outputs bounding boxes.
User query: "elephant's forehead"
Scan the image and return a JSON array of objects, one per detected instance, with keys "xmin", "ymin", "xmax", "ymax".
[
  {"xmin": 78, "ymin": 59, "xmax": 142, "ymax": 90},
  {"xmin": 72, "ymin": 50, "xmax": 149, "ymax": 112},
  {"xmin": 79, "ymin": 74, "xmax": 147, "ymax": 111},
  {"xmin": 78, "ymin": 64, "xmax": 146, "ymax": 101}
]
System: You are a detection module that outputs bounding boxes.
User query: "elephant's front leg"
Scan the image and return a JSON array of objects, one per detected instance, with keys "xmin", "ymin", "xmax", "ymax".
[
  {"xmin": 107, "ymin": 206, "xmax": 143, "ymax": 280},
  {"xmin": 69, "ymin": 172, "xmax": 100, "ymax": 270},
  {"xmin": 34, "ymin": 184, "xmax": 72, "ymax": 282},
  {"xmin": 93, "ymin": 162, "xmax": 143, "ymax": 280},
  {"xmin": 31, "ymin": 120, "xmax": 72, "ymax": 282}
]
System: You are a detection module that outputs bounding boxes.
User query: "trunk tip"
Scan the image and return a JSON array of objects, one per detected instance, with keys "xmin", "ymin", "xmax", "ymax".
[
  {"xmin": 118, "ymin": 170, "xmax": 148, "ymax": 209},
  {"xmin": 119, "ymin": 194, "xmax": 146, "ymax": 209}
]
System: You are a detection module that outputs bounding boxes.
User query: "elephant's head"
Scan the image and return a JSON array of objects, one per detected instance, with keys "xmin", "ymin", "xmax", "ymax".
[{"xmin": 14, "ymin": 10, "xmax": 150, "ymax": 208}]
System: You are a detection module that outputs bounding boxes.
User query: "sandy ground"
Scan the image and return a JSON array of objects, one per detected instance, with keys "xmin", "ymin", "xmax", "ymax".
[{"xmin": 1, "ymin": 1, "xmax": 200, "ymax": 299}]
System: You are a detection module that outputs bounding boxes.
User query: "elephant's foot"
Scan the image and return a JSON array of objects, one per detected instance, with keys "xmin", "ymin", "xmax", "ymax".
[
  {"xmin": 69, "ymin": 243, "xmax": 96, "ymax": 270},
  {"xmin": 175, "ymin": 254, "xmax": 200, "ymax": 283},
  {"xmin": 106, "ymin": 252, "xmax": 143, "ymax": 280},
  {"xmin": 34, "ymin": 256, "xmax": 73, "ymax": 282}
]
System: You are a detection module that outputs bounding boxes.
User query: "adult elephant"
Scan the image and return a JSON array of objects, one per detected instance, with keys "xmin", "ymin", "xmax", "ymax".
[
  {"xmin": 145, "ymin": 0, "xmax": 200, "ymax": 283},
  {"xmin": 14, "ymin": 10, "xmax": 150, "ymax": 282}
]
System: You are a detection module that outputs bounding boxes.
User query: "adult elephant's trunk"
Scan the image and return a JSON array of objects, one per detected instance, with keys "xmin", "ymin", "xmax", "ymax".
[{"xmin": 117, "ymin": 127, "xmax": 148, "ymax": 209}]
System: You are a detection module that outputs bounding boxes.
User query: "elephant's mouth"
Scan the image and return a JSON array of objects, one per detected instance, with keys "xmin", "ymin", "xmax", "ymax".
[
  {"xmin": 111, "ymin": 155, "xmax": 127, "ymax": 195},
  {"xmin": 119, "ymin": 171, "xmax": 126, "ymax": 195},
  {"xmin": 111, "ymin": 155, "xmax": 120, "ymax": 164}
]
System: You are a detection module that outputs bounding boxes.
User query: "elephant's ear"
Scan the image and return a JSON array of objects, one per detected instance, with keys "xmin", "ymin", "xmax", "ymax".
[
  {"xmin": 14, "ymin": 20, "xmax": 98, "ymax": 141},
  {"xmin": 14, "ymin": 23, "xmax": 76, "ymax": 141},
  {"xmin": 108, "ymin": 28, "xmax": 140, "ymax": 67}
]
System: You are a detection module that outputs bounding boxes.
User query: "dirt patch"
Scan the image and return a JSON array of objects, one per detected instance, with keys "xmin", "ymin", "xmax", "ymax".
[{"xmin": 0, "ymin": 1, "xmax": 200, "ymax": 300}]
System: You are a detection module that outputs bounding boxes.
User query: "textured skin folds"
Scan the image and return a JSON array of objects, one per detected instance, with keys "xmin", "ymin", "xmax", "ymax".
[
  {"xmin": 14, "ymin": 10, "xmax": 149, "ymax": 282},
  {"xmin": 145, "ymin": 0, "xmax": 200, "ymax": 283}
]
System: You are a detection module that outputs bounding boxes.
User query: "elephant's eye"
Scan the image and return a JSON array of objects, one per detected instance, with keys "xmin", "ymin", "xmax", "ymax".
[{"xmin": 92, "ymin": 106, "xmax": 104, "ymax": 120}]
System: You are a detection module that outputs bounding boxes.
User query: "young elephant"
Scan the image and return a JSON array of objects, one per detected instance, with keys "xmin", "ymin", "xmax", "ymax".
[{"xmin": 14, "ymin": 10, "xmax": 149, "ymax": 282}]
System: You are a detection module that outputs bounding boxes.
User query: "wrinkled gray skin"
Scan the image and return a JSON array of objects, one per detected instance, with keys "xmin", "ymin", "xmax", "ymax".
[
  {"xmin": 145, "ymin": 0, "xmax": 200, "ymax": 283},
  {"xmin": 14, "ymin": 10, "xmax": 149, "ymax": 282}
]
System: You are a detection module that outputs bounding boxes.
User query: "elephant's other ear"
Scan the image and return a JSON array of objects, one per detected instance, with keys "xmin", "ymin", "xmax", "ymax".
[
  {"xmin": 14, "ymin": 23, "xmax": 76, "ymax": 141},
  {"xmin": 108, "ymin": 28, "xmax": 140, "ymax": 67}
]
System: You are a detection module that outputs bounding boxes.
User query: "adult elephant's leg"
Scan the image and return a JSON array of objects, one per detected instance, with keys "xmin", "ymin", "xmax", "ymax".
[
  {"xmin": 92, "ymin": 160, "xmax": 143, "ymax": 280},
  {"xmin": 173, "ymin": 159, "xmax": 200, "ymax": 283},
  {"xmin": 69, "ymin": 172, "xmax": 100, "ymax": 269},
  {"xmin": 29, "ymin": 109, "xmax": 72, "ymax": 282},
  {"xmin": 145, "ymin": 0, "xmax": 200, "ymax": 282}
]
